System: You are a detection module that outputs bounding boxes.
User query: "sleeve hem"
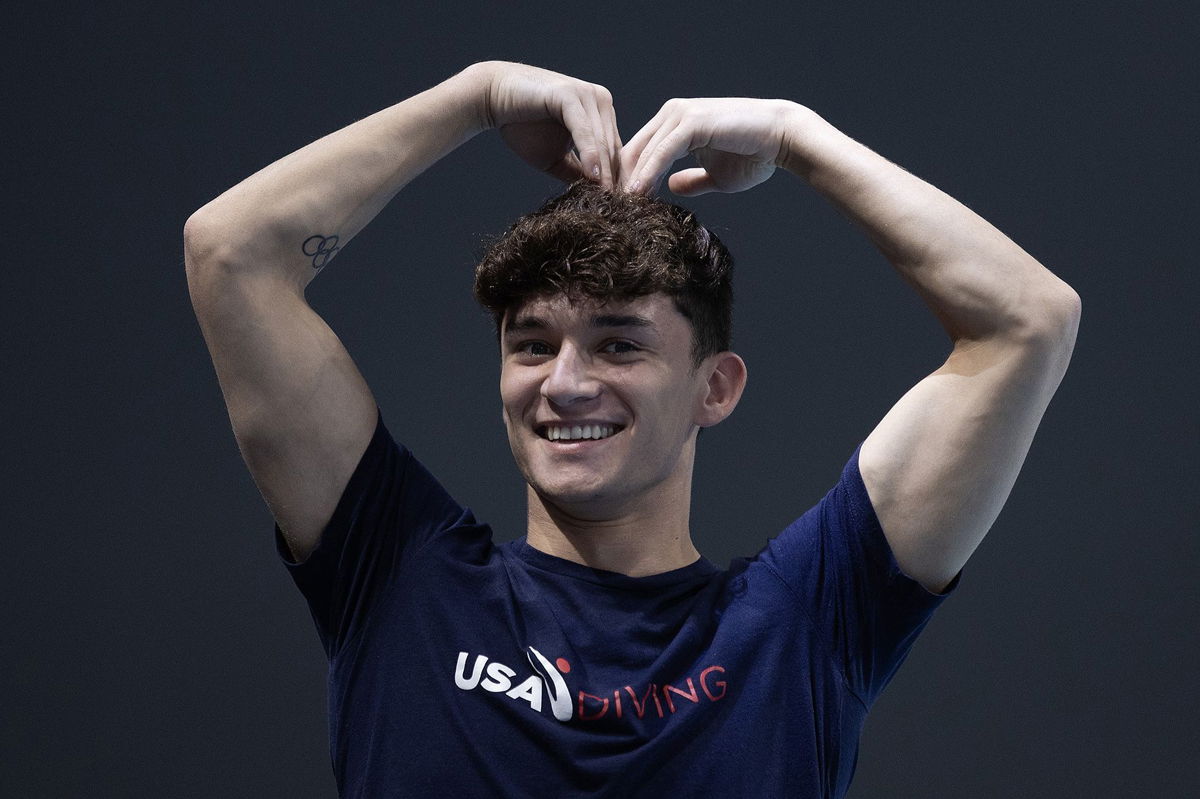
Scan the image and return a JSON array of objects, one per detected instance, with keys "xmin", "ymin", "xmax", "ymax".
[
  {"xmin": 846, "ymin": 442, "xmax": 964, "ymax": 602},
  {"xmin": 274, "ymin": 405, "xmax": 406, "ymax": 583}
]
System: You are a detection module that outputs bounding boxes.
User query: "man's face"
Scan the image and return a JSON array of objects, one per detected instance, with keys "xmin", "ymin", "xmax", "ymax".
[{"xmin": 499, "ymin": 292, "xmax": 712, "ymax": 517}]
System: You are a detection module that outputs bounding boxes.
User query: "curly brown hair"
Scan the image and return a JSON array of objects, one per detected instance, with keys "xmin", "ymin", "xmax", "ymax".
[{"xmin": 473, "ymin": 178, "xmax": 734, "ymax": 368}]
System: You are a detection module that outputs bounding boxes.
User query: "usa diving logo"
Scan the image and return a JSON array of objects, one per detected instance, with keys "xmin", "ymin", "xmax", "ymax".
[
  {"xmin": 453, "ymin": 647, "xmax": 729, "ymax": 724},
  {"xmin": 454, "ymin": 646, "xmax": 572, "ymax": 721}
]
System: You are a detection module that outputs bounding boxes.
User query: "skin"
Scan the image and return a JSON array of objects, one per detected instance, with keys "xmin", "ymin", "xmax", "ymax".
[
  {"xmin": 186, "ymin": 60, "xmax": 1078, "ymax": 591},
  {"xmin": 183, "ymin": 62, "xmax": 634, "ymax": 565},
  {"xmin": 618, "ymin": 97, "xmax": 1079, "ymax": 592},
  {"xmin": 499, "ymin": 293, "xmax": 746, "ymax": 577},
  {"xmin": 489, "ymin": 81, "xmax": 1078, "ymax": 588}
]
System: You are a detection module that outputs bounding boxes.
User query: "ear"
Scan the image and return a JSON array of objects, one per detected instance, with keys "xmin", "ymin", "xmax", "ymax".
[{"xmin": 695, "ymin": 351, "xmax": 747, "ymax": 428}]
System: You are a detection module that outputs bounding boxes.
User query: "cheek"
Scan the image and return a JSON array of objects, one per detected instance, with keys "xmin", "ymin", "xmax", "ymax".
[
  {"xmin": 499, "ymin": 369, "xmax": 522, "ymax": 404},
  {"xmin": 500, "ymin": 371, "xmax": 538, "ymax": 422},
  {"xmin": 658, "ymin": 381, "xmax": 704, "ymax": 435}
]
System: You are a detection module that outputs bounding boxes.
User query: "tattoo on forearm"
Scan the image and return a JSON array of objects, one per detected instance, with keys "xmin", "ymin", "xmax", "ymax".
[{"xmin": 302, "ymin": 234, "xmax": 341, "ymax": 271}]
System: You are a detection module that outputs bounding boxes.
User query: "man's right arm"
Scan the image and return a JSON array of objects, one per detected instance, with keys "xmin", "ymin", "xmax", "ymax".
[{"xmin": 184, "ymin": 61, "xmax": 621, "ymax": 563}]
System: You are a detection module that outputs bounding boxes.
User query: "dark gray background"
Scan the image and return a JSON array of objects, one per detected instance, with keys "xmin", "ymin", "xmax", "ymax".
[{"xmin": 5, "ymin": 1, "xmax": 1196, "ymax": 796}]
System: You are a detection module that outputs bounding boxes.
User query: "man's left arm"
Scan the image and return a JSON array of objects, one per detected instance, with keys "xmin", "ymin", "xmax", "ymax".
[
  {"xmin": 619, "ymin": 98, "xmax": 1080, "ymax": 595},
  {"xmin": 779, "ymin": 107, "xmax": 1081, "ymax": 594}
]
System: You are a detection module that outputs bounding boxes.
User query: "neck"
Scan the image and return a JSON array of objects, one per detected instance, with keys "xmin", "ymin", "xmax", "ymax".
[{"xmin": 524, "ymin": 465, "xmax": 700, "ymax": 578}]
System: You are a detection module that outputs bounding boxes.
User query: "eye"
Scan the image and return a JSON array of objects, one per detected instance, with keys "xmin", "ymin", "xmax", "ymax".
[
  {"xmin": 515, "ymin": 340, "xmax": 553, "ymax": 357},
  {"xmin": 601, "ymin": 340, "xmax": 641, "ymax": 355}
]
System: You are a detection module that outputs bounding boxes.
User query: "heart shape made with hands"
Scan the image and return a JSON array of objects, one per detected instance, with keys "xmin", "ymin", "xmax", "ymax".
[
  {"xmin": 616, "ymin": 96, "xmax": 794, "ymax": 197},
  {"xmin": 502, "ymin": 95, "xmax": 796, "ymax": 199}
]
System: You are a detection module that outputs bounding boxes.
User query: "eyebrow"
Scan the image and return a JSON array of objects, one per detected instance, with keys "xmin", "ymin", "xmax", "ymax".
[{"xmin": 503, "ymin": 313, "xmax": 657, "ymax": 337}]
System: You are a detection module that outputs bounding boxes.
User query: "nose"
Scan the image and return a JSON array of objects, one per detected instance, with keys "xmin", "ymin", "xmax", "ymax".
[{"xmin": 541, "ymin": 342, "xmax": 602, "ymax": 406}]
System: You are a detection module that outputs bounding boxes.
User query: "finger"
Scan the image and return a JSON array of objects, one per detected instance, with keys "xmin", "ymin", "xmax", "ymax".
[
  {"xmin": 583, "ymin": 97, "xmax": 612, "ymax": 188},
  {"xmin": 667, "ymin": 167, "xmax": 715, "ymax": 197},
  {"xmin": 545, "ymin": 149, "xmax": 586, "ymax": 183},
  {"xmin": 598, "ymin": 93, "xmax": 623, "ymax": 190},
  {"xmin": 627, "ymin": 121, "xmax": 692, "ymax": 196},
  {"xmin": 558, "ymin": 96, "xmax": 603, "ymax": 183},
  {"xmin": 619, "ymin": 106, "xmax": 670, "ymax": 191},
  {"xmin": 609, "ymin": 119, "xmax": 625, "ymax": 190},
  {"xmin": 586, "ymin": 84, "xmax": 619, "ymax": 189}
]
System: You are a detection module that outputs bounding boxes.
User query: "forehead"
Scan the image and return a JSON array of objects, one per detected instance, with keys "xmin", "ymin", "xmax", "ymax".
[{"xmin": 502, "ymin": 293, "xmax": 690, "ymax": 340}]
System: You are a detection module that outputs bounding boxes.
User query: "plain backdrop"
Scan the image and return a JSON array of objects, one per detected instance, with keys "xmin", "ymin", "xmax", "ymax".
[{"xmin": 4, "ymin": 1, "xmax": 1196, "ymax": 796}]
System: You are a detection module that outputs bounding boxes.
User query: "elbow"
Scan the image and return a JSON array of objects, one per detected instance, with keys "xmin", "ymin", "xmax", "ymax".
[
  {"xmin": 1039, "ymin": 282, "xmax": 1081, "ymax": 348},
  {"xmin": 183, "ymin": 213, "xmax": 231, "ymax": 311},
  {"xmin": 1061, "ymin": 287, "xmax": 1082, "ymax": 346},
  {"xmin": 1045, "ymin": 272, "xmax": 1081, "ymax": 323},
  {"xmin": 183, "ymin": 210, "xmax": 303, "ymax": 308},
  {"xmin": 182, "ymin": 208, "xmax": 271, "ymax": 278},
  {"xmin": 969, "ymin": 280, "xmax": 1081, "ymax": 348},
  {"xmin": 181, "ymin": 210, "xmax": 259, "ymax": 304},
  {"xmin": 1015, "ymin": 283, "xmax": 1081, "ymax": 372},
  {"xmin": 974, "ymin": 275, "xmax": 1080, "ymax": 361},
  {"xmin": 183, "ymin": 209, "xmax": 230, "ymax": 273}
]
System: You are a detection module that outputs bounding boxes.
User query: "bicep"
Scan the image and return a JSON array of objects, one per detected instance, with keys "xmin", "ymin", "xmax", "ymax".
[
  {"xmin": 858, "ymin": 326, "xmax": 1077, "ymax": 593},
  {"xmin": 187, "ymin": 266, "xmax": 379, "ymax": 562}
]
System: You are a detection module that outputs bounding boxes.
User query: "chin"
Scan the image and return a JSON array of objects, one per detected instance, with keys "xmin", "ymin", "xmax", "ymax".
[
  {"xmin": 528, "ymin": 474, "xmax": 622, "ymax": 514},
  {"xmin": 533, "ymin": 479, "xmax": 607, "ymax": 507}
]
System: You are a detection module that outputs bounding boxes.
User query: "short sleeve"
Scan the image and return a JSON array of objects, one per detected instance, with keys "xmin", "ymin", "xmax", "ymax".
[
  {"xmin": 754, "ymin": 442, "xmax": 961, "ymax": 706},
  {"xmin": 274, "ymin": 406, "xmax": 473, "ymax": 660}
]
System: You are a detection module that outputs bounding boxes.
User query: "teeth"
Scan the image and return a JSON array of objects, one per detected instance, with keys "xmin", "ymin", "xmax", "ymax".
[{"xmin": 544, "ymin": 424, "xmax": 618, "ymax": 441}]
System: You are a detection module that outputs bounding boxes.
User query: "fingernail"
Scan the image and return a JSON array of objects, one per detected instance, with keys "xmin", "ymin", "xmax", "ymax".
[{"xmin": 592, "ymin": 164, "xmax": 600, "ymax": 178}]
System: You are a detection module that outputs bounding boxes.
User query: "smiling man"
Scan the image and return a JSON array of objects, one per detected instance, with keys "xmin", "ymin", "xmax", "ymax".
[
  {"xmin": 184, "ymin": 60, "xmax": 1079, "ymax": 797},
  {"xmin": 496, "ymin": 290, "xmax": 744, "ymax": 577}
]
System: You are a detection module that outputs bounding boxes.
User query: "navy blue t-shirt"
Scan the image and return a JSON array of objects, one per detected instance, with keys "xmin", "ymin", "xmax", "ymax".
[{"xmin": 276, "ymin": 407, "xmax": 960, "ymax": 798}]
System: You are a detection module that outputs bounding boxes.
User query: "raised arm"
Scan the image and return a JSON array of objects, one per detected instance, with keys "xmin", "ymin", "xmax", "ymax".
[
  {"xmin": 777, "ymin": 107, "xmax": 1080, "ymax": 593},
  {"xmin": 184, "ymin": 61, "xmax": 622, "ymax": 562},
  {"xmin": 620, "ymin": 98, "xmax": 1080, "ymax": 594}
]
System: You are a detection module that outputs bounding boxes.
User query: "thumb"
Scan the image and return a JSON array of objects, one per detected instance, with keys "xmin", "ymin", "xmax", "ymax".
[
  {"xmin": 667, "ymin": 167, "xmax": 716, "ymax": 197},
  {"xmin": 545, "ymin": 150, "xmax": 586, "ymax": 183}
]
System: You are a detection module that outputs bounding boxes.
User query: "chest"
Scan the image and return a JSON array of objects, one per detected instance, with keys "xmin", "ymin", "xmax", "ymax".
[{"xmin": 328, "ymin": 553, "xmax": 861, "ymax": 797}]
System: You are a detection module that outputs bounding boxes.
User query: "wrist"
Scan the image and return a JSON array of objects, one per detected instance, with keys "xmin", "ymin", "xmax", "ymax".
[
  {"xmin": 434, "ymin": 61, "xmax": 495, "ymax": 137},
  {"xmin": 451, "ymin": 61, "xmax": 499, "ymax": 135},
  {"xmin": 777, "ymin": 103, "xmax": 827, "ymax": 179}
]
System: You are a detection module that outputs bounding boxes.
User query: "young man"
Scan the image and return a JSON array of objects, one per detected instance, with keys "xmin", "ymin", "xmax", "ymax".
[{"xmin": 184, "ymin": 61, "xmax": 1079, "ymax": 797}]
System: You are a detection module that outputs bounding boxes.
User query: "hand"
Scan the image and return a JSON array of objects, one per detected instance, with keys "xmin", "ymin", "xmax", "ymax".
[
  {"xmin": 473, "ymin": 61, "xmax": 623, "ymax": 190},
  {"xmin": 619, "ymin": 98, "xmax": 799, "ymax": 197}
]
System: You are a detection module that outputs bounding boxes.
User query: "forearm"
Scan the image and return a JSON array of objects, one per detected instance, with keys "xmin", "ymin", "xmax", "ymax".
[
  {"xmin": 184, "ymin": 63, "xmax": 487, "ymax": 291},
  {"xmin": 779, "ymin": 105, "xmax": 1079, "ymax": 342}
]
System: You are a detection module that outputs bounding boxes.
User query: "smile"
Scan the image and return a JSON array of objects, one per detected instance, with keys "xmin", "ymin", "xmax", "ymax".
[{"xmin": 537, "ymin": 423, "xmax": 623, "ymax": 441}]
